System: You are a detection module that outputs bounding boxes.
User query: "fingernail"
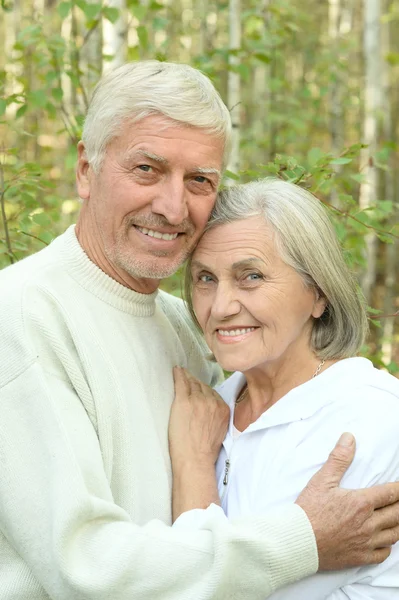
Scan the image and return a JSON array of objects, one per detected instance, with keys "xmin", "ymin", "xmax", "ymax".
[{"xmin": 338, "ymin": 432, "xmax": 354, "ymax": 447}]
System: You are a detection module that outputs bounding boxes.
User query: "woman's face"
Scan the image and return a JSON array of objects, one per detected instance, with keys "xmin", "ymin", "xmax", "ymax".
[{"xmin": 191, "ymin": 217, "xmax": 326, "ymax": 373}]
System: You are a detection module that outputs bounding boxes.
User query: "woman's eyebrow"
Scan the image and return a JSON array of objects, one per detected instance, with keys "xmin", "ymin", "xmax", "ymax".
[
  {"xmin": 191, "ymin": 260, "xmax": 210, "ymax": 271},
  {"xmin": 231, "ymin": 258, "xmax": 265, "ymax": 269}
]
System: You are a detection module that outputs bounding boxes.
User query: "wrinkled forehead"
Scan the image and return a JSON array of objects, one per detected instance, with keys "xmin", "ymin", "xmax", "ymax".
[{"xmin": 192, "ymin": 217, "xmax": 279, "ymax": 266}]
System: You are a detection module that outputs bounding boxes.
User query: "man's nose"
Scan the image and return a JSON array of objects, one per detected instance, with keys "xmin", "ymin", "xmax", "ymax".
[
  {"xmin": 211, "ymin": 284, "xmax": 241, "ymax": 320},
  {"xmin": 151, "ymin": 177, "xmax": 189, "ymax": 225}
]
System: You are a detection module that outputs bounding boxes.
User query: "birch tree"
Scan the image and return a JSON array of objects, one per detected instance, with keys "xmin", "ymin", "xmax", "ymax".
[
  {"xmin": 358, "ymin": 0, "xmax": 381, "ymax": 304},
  {"xmin": 380, "ymin": 2, "xmax": 398, "ymax": 365},
  {"xmin": 103, "ymin": 0, "xmax": 127, "ymax": 72},
  {"xmin": 227, "ymin": 0, "xmax": 241, "ymax": 175}
]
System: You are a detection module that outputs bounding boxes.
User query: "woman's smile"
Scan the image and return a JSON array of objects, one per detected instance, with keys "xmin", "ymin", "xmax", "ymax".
[{"xmin": 215, "ymin": 326, "xmax": 259, "ymax": 344}]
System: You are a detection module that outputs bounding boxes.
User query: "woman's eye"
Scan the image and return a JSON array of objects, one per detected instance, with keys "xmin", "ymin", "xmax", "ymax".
[
  {"xmin": 245, "ymin": 273, "xmax": 262, "ymax": 281},
  {"xmin": 197, "ymin": 273, "xmax": 214, "ymax": 283}
]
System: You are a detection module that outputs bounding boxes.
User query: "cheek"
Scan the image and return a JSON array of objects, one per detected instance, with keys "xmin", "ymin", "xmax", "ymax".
[
  {"xmin": 192, "ymin": 291, "xmax": 210, "ymax": 329},
  {"xmin": 188, "ymin": 197, "xmax": 216, "ymax": 228}
]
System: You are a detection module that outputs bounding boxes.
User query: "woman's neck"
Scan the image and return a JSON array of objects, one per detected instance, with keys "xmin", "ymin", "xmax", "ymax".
[{"xmin": 234, "ymin": 351, "xmax": 338, "ymax": 431}]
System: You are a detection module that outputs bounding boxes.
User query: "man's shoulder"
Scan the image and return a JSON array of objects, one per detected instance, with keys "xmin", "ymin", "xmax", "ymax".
[
  {"xmin": 0, "ymin": 231, "xmax": 69, "ymax": 302},
  {"xmin": 0, "ymin": 232, "xmax": 72, "ymax": 387},
  {"xmin": 156, "ymin": 290, "xmax": 191, "ymax": 325}
]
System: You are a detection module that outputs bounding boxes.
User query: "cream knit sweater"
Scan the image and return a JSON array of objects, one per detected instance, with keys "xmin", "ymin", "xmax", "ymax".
[{"xmin": 0, "ymin": 226, "xmax": 317, "ymax": 599}]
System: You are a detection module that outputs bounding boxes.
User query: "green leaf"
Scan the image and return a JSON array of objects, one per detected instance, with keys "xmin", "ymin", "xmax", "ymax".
[
  {"xmin": 52, "ymin": 87, "xmax": 64, "ymax": 102},
  {"xmin": 330, "ymin": 157, "xmax": 352, "ymax": 165},
  {"xmin": 32, "ymin": 212, "xmax": 51, "ymax": 227},
  {"xmin": 307, "ymin": 147, "xmax": 324, "ymax": 166},
  {"xmin": 127, "ymin": 45, "xmax": 140, "ymax": 61},
  {"xmin": 152, "ymin": 16, "xmax": 168, "ymax": 31},
  {"xmin": 386, "ymin": 362, "xmax": 399, "ymax": 374},
  {"xmin": 130, "ymin": 4, "xmax": 147, "ymax": 21},
  {"xmin": 350, "ymin": 173, "xmax": 367, "ymax": 183},
  {"xmin": 253, "ymin": 52, "xmax": 271, "ymax": 64},
  {"xmin": 16, "ymin": 104, "xmax": 28, "ymax": 118},
  {"xmin": 385, "ymin": 52, "xmax": 399, "ymax": 65},
  {"xmin": 0, "ymin": 98, "xmax": 6, "ymax": 116},
  {"xmin": 58, "ymin": 1, "xmax": 71, "ymax": 19},
  {"xmin": 102, "ymin": 6, "xmax": 120, "ymax": 23},
  {"xmin": 137, "ymin": 25, "xmax": 149, "ymax": 50},
  {"xmin": 81, "ymin": 1, "xmax": 102, "ymax": 20},
  {"xmin": 224, "ymin": 169, "xmax": 240, "ymax": 181},
  {"xmin": 27, "ymin": 90, "xmax": 48, "ymax": 108}
]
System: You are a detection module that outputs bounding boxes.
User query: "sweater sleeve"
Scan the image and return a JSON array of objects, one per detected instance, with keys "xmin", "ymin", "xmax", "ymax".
[{"xmin": 0, "ymin": 363, "xmax": 318, "ymax": 600}]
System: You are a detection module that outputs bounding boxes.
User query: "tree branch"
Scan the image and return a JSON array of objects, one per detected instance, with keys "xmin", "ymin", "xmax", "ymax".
[{"xmin": 0, "ymin": 160, "xmax": 15, "ymax": 264}]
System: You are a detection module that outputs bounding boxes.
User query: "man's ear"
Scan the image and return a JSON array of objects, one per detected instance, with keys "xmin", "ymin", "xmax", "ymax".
[{"xmin": 76, "ymin": 141, "xmax": 91, "ymax": 200}]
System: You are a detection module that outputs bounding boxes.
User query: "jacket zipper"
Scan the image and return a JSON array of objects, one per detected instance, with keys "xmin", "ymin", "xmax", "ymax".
[{"xmin": 220, "ymin": 439, "xmax": 236, "ymax": 504}]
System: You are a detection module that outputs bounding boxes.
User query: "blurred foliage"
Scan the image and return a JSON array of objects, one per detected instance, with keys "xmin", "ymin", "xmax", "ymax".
[{"xmin": 1, "ymin": 0, "xmax": 398, "ymax": 371}]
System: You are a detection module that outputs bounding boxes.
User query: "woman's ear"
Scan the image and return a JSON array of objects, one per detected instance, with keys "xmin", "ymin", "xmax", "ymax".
[
  {"xmin": 312, "ymin": 290, "xmax": 328, "ymax": 319},
  {"xmin": 76, "ymin": 141, "xmax": 91, "ymax": 201}
]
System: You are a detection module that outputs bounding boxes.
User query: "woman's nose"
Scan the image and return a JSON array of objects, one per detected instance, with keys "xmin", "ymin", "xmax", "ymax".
[{"xmin": 210, "ymin": 285, "xmax": 241, "ymax": 320}]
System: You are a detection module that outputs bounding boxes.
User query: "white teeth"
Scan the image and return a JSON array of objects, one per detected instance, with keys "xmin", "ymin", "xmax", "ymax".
[
  {"xmin": 136, "ymin": 226, "xmax": 178, "ymax": 241},
  {"xmin": 218, "ymin": 328, "xmax": 255, "ymax": 336}
]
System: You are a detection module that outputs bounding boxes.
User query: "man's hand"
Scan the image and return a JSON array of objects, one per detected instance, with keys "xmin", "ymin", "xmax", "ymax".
[
  {"xmin": 296, "ymin": 432, "xmax": 399, "ymax": 570},
  {"xmin": 168, "ymin": 367, "xmax": 230, "ymax": 521}
]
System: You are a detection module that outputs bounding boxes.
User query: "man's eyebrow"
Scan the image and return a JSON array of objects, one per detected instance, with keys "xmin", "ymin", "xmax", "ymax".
[
  {"xmin": 124, "ymin": 151, "xmax": 220, "ymax": 178},
  {"xmin": 195, "ymin": 167, "xmax": 221, "ymax": 179},
  {"xmin": 126, "ymin": 149, "xmax": 168, "ymax": 164}
]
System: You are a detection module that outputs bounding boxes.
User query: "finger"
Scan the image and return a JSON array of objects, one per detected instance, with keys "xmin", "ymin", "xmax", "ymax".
[
  {"xmin": 374, "ymin": 501, "xmax": 399, "ymax": 529},
  {"xmin": 173, "ymin": 366, "xmax": 190, "ymax": 397},
  {"xmin": 373, "ymin": 524, "xmax": 399, "ymax": 548},
  {"xmin": 363, "ymin": 482, "xmax": 399, "ymax": 510},
  {"xmin": 307, "ymin": 432, "xmax": 356, "ymax": 489},
  {"xmin": 181, "ymin": 368, "xmax": 203, "ymax": 393},
  {"xmin": 368, "ymin": 547, "xmax": 392, "ymax": 565}
]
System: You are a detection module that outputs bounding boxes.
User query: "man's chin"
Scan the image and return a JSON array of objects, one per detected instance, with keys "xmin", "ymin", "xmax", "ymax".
[{"xmin": 115, "ymin": 253, "xmax": 187, "ymax": 281}]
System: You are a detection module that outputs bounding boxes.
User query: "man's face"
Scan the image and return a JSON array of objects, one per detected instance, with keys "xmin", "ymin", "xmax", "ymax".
[{"xmin": 76, "ymin": 115, "xmax": 224, "ymax": 291}]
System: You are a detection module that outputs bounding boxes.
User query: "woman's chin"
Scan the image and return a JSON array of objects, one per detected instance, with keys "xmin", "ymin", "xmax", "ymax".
[{"xmin": 214, "ymin": 355, "xmax": 249, "ymax": 374}]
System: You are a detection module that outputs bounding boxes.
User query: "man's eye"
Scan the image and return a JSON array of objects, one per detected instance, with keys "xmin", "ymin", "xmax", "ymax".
[
  {"xmin": 194, "ymin": 175, "xmax": 209, "ymax": 184},
  {"xmin": 138, "ymin": 165, "xmax": 152, "ymax": 172}
]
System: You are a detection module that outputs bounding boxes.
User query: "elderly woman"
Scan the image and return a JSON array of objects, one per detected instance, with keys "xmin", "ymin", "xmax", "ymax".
[{"xmin": 173, "ymin": 178, "xmax": 399, "ymax": 599}]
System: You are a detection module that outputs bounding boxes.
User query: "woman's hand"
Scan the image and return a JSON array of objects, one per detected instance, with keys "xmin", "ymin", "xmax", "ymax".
[
  {"xmin": 168, "ymin": 367, "xmax": 230, "ymax": 521},
  {"xmin": 169, "ymin": 367, "xmax": 230, "ymax": 470}
]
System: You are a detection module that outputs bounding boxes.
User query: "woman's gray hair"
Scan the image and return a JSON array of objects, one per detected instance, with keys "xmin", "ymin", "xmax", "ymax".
[
  {"xmin": 82, "ymin": 60, "xmax": 232, "ymax": 172},
  {"xmin": 184, "ymin": 178, "xmax": 368, "ymax": 360}
]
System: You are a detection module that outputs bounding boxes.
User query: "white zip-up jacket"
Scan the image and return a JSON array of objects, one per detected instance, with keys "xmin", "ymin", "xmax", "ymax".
[{"xmin": 215, "ymin": 358, "xmax": 399, "ymax": 599}]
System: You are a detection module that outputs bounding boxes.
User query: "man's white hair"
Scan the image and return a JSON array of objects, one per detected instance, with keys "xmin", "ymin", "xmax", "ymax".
[
  {"xmin": 185, "ymin": 178, "xmax": 368, "ymax": 360},
  {"xmin": 82, "ymin": 60, "xmax": 232, "ymax": 172}
]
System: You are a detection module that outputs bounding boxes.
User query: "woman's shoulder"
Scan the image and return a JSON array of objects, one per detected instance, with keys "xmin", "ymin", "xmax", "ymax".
[
  {"xmin": 319, "ymin": 357, "xmax": 399, "ymax": 411},
  {"xmin": 313, "ymin": 359, "xmax": 399, "ymax": 485}
]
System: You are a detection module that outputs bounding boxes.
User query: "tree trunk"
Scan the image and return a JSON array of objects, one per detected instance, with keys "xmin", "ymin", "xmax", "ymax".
[
  {"xmin": 358, "ymin": 0, "xmax": 381, "ymax": 304},
  {"xmin": 103, "ymin": 0, "xmax": 127, "ymax": 72},
  {"xmin": 82, "ymin": 0, "xmax": 103, "ymax": 95},
  {"xmin": 227, "ymin": 0, "xmax": 241, "ymax": 175},
  {"xmin": 328, "ymin": 0, "xmax": 344, "ymax": 207},
  {"xmin": 380, "ymin": 3, "xmax": 398, "ymax": 366}
]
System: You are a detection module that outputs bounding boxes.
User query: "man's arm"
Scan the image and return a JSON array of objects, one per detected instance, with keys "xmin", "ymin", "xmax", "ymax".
[
  {"xmin": 1, "ymin": 363, "xmax": 318, "ymax": 599},
  {"xmin": 296, "ymin": 432, "xmax": 399, "ymax": 569},
  {"xmin": 169, "ymin": 369, "xmax": 399, "ymax": 575}
]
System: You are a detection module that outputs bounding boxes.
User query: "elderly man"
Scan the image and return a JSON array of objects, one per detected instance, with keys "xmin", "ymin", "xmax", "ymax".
[{"xmin": 0, "ymin": 61, "xmax": 398, "ymax": 600}]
